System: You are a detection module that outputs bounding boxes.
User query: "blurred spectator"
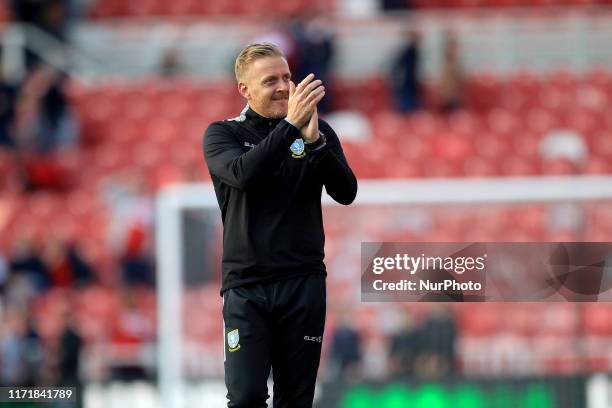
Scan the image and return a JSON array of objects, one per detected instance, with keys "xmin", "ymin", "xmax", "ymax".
[
  {"xmin": 10, "ymin": 0, "xmax": 45, "ymax": 27},
  {"xmin": 45, "ymin": 239, "xmax": 74, "ymax": 287},
  {"xmin": 110, "ymin": 289, "xmax": 155, "ymax": 381},
  {"xmin": 9, "ymin": 236, "xmax": 51, "ymax": 293},
  {"xmin": 0, "ymin": 305, "xmax": 42, "ymax": 387},
  {"xmin": 390, "ymin": 30, "xmax": 423, "ymax": 113},
  {"xmin": 540, "ymin": 129, "xmax": 587, "ymax": 171},
  {"xmin": 7, "ymin": 65, "xmax": 77, "ymax": 191},
  {"xmin": 120, "ymin": 236, "xmax": 154, "ymax": 287},
  {"xmin": 11, "ymin": 0, "xmax": 71, "ymax": 40},
  {"xmin": 38, "ymin": 69, "xmax": 78, "ymax": 152},
  {"xmin": 387, "ymin": 310, "xmax": 418, "ymax": 377},
  {"xmin": 388, "ymin": 306, "xmax": 457, "ymax": 380},
  {"xmin": 415, "ymin": 305, "xmax": 457, "ymax": 379},
  {"xmin": 0, "ymin": 306, "xmax": 28, "ymax": 386},
  {"xmin": 41, "ymin": 0, "xmax": 71, "ymax": 40},
  {"xmin": 66, "ymin": 244, "xmax": 94, "ymax": 286},
  {"xmin": 15, "ymin": 65, "xmax": 79, "ymax": 154},
  {"xmin": 57, "ymin": 309, "xmax": 83, "ymax": 407},
  {"xmin": 380, "ymin": 0, "xmax": 411, "ymax": 11},
  {"xmin": 44, "ymin": 239, "xmax": 94, "ymax": 288},
  {"xmin": 20, "ymin": 157, "xmax": 71, "ymax": 191},
  {"xmin": 3, "ymin": 274, "xmax": 34, "ymax": 312},
  {"xmin": 21, "ymin": 311, "xmax": 44, "ymax": 386},
  {"xmin": 328, "ymin": 311, "xmax": 363, "ymax": 382},
  {"xmin": 102, "ymin": 172, "xmax": 153, "ymax": 245},
  {"xmin": 290, "ymin": 14, "xmax": 335, "ymax": 113},
  {"xmin": 0, "ymin": 69, "xmax": 19, "ymax": 148},
  {"xmin": 252, "ymin": 26, "xmax": 299, "ymax": 73},
  {"xmin": 159, "ymin": 47, "xmax": 184, "ymax": 78},
  {"xmin": 439, "ymin": 32, "xmax": 464, "ymax": 113},
  {"xmin": 101, "ymin": 172, "xmax": 155, "ymax": 287},
  {"xmin": 0, "ymin": 252, "xmax": 9, "ymax": 293},
  {"xmin": 11, "ymin": 0, "xmax": 73, "ymax": 71}
]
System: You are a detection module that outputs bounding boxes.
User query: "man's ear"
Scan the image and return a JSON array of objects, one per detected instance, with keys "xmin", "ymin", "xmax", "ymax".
[{"xmin": 238, "ymin": 82, "xmax": 249, "ymax": 100}]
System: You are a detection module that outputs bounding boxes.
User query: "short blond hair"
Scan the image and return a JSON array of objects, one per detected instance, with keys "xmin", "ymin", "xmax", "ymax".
[{"xmin": 234, "ymin": 43, "xmax": 284, "ymax": 83}]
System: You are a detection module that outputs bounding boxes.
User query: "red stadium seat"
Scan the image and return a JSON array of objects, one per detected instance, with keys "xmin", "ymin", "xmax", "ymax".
[
  {"xmin": 585, "ymin": 157, "xmax": 612, "ymax": 174},
  {"xmin": 501, "ymin": 156, "xmax": 540, "ymax": 176},
  {"xmin": 124, "ymin": 0, "xmax": 164, "ymax": 17},
  {"xmin": 589, "ymin": 131, "xmax": 612, "ymax": 160},
  {"xmin": 457, "ymin": 304, "xmax": 503, "ymax": 337},
  {"xmin": 422, "ymin": 158, "xmax": 462, "ymax": 178},
  {"xmin": 430, "ymin": 132, "xmax": 473, "ymax": 164},
  {"xmin": 541, "ymin": 158, "xmax": 580, "ymax": 175},
  {"xmin": 162, "ymin": 0, "xmax": 198, "ymax": 16},
  {"xmin": 583, "ymin": 304, "xmax": 612, "ymax": 336}
]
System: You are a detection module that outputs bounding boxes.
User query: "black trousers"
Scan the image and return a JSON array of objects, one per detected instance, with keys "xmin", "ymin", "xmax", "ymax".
[{"xmin": 223, "ymin": 274, "xmax": 326, "ymax": 408}]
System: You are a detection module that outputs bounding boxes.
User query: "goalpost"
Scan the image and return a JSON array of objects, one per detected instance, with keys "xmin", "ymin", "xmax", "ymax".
[{"xmin": 156, "ymin": 175, "xmax": 612, "ymax": 408}]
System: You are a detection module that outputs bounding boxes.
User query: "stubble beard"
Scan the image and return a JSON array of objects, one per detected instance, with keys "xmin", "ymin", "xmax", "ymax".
[{"xmin": 268, "ymin": 100, "xmax": 288, "ymax": 119}]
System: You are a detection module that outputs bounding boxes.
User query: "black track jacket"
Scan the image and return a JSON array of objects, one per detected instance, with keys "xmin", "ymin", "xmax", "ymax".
[{"xmin": 203, "ymin": 105, "xmax": 357, "ymax": 294}]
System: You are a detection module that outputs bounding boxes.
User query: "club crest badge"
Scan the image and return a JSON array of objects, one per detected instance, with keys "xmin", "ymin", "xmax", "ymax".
[
  {"xmin": 290, "ymin": 139, "xmax": 306, "ymax": 158},
  {"xmin": 227, "ymin": 329, "xmax": 240, "ymax": 352}
]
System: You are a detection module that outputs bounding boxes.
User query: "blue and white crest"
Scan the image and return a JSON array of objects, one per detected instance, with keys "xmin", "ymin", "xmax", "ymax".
[
  {"xmin": 290, "ymin": 138, "xmax": 305, "ymax": 157},
  {"xmin": 227, "ymin": 329, "xmax": 240, "ymax": 351}
]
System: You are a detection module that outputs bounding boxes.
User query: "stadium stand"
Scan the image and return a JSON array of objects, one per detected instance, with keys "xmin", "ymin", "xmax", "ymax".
[
  {"xmin": 1, "ymin": 3, "xmax": 612, "ymax": 404},
  {"xmin": 87, "ymin": 0, "xmax": 612, "ymax": 18},
  {"xmin": 2, "ymin": 70, "xmax": 612, "ymax": 319}
]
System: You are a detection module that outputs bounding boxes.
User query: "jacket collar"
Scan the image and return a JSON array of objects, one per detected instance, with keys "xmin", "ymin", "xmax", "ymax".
[{"xmin": 244, "ymin": 105, "xmax": 284, "ymax": 132}]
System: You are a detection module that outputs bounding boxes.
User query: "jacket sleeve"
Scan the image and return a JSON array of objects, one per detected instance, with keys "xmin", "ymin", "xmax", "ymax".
[
  {"xmin": 203, "ymin": 119, "xmax": 300, "ymax": 189},
  {"xmin": 307, "ymin": 120, "xmax": 358, "ymax": 205}
]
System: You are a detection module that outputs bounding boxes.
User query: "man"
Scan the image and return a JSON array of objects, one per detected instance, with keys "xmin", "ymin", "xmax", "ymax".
[
  {"xmin": 203, "ymin": 43, "xmax": 357, "ymax": 407},
  {"xmin": 390, "ymin": 30, "xmax": 422, "ymax": 113}
]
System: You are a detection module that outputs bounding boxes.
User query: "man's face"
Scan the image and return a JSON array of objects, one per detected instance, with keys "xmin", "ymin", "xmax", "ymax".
[{"xmin": 239, "ymin": 56, "xmax": 291, "ymax": 119}]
